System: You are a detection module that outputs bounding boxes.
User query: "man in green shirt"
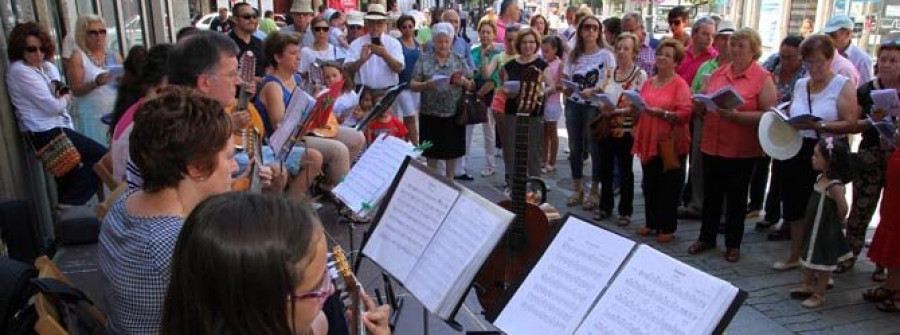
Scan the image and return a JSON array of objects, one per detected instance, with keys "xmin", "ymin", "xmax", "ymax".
[
  {"xmin": 680, "ymin": 20, "xmax": 735, "ymax": 219},
  {"xmin": 259, "ymin": 10, "xmax": 279, "ymax": 35}
]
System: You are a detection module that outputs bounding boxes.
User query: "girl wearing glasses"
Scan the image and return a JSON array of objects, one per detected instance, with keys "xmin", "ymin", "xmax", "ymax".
[
  {"xmin": 162, "ymin": 193, "xmax": 391, "ymax": 334},
  {"xmin": 66, "ymin": 14, "xmax": 122, "ymax": 145}
]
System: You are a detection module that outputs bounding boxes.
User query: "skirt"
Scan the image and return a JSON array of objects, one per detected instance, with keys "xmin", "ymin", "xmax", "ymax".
[
  {"xmin": 419, "ymin": 114, "xmax": 465, "ymax": 159},
  {"xmin": 867, "ymin": 150, "xmax": 900, "ymax": 268}
]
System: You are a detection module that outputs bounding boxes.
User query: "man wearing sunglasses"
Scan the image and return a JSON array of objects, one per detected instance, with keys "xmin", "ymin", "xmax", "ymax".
[
  {"xmin": 345, "ymin": 4, "xmax": 405, "ymax": 92},
  {"xmin": 345, "ymin": 11, "xmax": 366, "ymax": 45},
  {"xmin": 281, "ymin": 0, "xmax": 316, "ymax": 48},
  {"xmin": 228, "ymin": 2, "xmax": 265, "ymax": 79},
  {"xmin": 667, "ymin": 6, "xmax": 691, "ymax": 47}
]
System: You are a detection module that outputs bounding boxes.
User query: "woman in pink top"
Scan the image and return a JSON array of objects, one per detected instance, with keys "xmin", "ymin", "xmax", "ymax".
[
  {"xmin": 632, "ymin": 39, "xmax": 692, "ymax": 243},
  {"xmin": 687, "ymin": 28, "xmax": 778, "ymax": 262}
]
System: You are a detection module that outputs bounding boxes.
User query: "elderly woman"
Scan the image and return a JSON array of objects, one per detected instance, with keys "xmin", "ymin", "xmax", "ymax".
[
  {"xmin": 598, "ymin": 32, "xmax": 648, "ymax": 225},
  {"xmin": 410, "ymin": 22, "xmax": 474, "ymax": 178},
  {"xmin": 472, "ymin": 19, "xmax": 503, "ymax": 176},
  {"xmin": 841, "ymin": 36, "xmax": 900, "ymax": 277},
  {"xmin": 299, "ymin": 17, "xmax": 345, "ymax": 90},
  {"xmin": 5, "ymin": 22, "xmax": 105, "ymax": 206},
  {"xmin": 771, "ymin": 34, "xmax": 858, "ymax": 270},
  {"xmin": 632, "ymin": 38, "xmax": 692, "ymax": 243},
  {"xmin": 257, "ymin": 32, "xmax": 363, "ymax": 191},
  {"xmin": 757, "ymin": 35, "xmax": 808, "ymax": 233},
  {"xmin": 562, "ymin": 15, "xmax": 616, "ymax": 211},
  {"xmin": 687, "ymin": 28, "xmax": 778, "ymax": 262},
  {"xmin": 66, "ymin": 14, "xmax": 122, "ymax": 144},
  {"xmin": 98, "ymin": 87, "xmax": 237, "ymax": 334}
]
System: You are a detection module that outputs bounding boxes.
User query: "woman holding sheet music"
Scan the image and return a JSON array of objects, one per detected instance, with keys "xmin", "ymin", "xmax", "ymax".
[
  {"xmin": 631, "ymin": 39, "xmax": 691, "ymax": 244},
  {"xmin": 771, "ymin": 34, "xmax": 858, "ymax": 270},
  {"xmin": 257, "ymin": 32, "xmax": 364, "ymax": 191},
  {"xmin": 409, "ymin": 22, "xmax": 474, "ymax": 179},
  {"xmin": 687, "ymin": 28, "xmax": 778, "ymax": 263},
  {"xmin": 840, "ymin": 36, "xmax": 900, "ymax": 278}
]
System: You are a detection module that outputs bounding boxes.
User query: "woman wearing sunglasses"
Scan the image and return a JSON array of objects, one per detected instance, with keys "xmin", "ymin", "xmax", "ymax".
[
  {"xmin": 300, "ymin": 17, "xmax": 345, "ymax": 90},
  {"xmin": 162, "ymin": 193, "xmax": 391, "ymax": 334},
  {"xmin": 66, "ymin": 14, "xmax": 122, "ymax": 145}
]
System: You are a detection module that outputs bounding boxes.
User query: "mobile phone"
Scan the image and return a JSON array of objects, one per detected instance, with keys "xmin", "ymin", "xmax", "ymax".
[{"xmin": 371, "ymin": 36, "xmax": 381, "ymax": 46}]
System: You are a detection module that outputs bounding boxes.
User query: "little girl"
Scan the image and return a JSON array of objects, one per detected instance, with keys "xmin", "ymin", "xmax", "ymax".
[
  {"xmin": 791, "ymin": 137, "xmax": 853, "ymax": 308},
  {"xmin": 365, "ymin": 110, "xmax": 408, "ymax": 143},
  {"xmin": 540, "ymin": 35, "xmax": 564, "ymax": 173},
  {"xmin": 343, "ymin": 89, "xmax": 373, "ymax": 127},
  {"xmin": 320, "ymin": 62, "xmax": 359, "ymax": 126}
]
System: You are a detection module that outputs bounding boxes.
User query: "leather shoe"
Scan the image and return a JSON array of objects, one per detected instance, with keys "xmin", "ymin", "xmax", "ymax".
[
  {"xmin": 687, "ymin": 241, "xmax": 714, "ymax": 255},
  {"xmin": 725, "ymin": 248, "xmax": 740, "ymax": 262},
  {"xmin": 454, "ymin": 174, "xmax": 474, "ymax": 181}
]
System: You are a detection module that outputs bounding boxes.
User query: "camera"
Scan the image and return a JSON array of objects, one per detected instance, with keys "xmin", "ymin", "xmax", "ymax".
[
  {"xmin": 51, "ymin": 80, "xmax": 70, "ymax": 95},
  {"xmin": 371, "ymin": 36, "xmax": 381, "ymax": 46}
]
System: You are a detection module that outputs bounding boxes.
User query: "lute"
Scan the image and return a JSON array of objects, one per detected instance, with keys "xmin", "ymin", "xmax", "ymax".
[
  {"xmin": 332, "ymin": 245, "xmax": 365, "ymax": 335},
  {"xmin": 234, "ymin": 51, "xmax": 257, "ymax": 149}
]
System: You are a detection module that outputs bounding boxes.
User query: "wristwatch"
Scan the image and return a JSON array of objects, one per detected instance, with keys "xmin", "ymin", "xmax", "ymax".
[{"xmin": 818, "ymin": 121, "xmax": 827, "ymax": 131}]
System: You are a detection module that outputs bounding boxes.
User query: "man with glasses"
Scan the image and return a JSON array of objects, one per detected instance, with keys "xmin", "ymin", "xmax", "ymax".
[
  {"xmin": 345, "ymin": 11, "xmax": 366, "ymax": 45},
  {"xmin": 281, "ymin": 0, "xmax": 315, "ymax": 48},
  {"xmin": 228, "ymin": 3, "xmax": 265, "ymax": 79},
  {"xmin": 345, "ymin": 4, "xmax": 405, "ymax": 93},
  {"xmin": 667, "ymin": 6, "xmax": 691, "ymax": 47},
  {"xmin": 621, "ymin": 11, "xmax": 659, "ymax": 75},
  {"xmin": 824, "ymin": 15, "xmax": 873, "ymax": 84}
]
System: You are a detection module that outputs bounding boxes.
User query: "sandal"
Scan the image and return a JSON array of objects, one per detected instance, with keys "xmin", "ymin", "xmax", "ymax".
[
  {"xmin": 873, "ymin": 266, "xmax": 887, "ymax": 282},
  {"xmin": 636, "ymin": 227, "xmax": 656, "ymax": 237},
  {"xmin": 566, "ymin": 192, "xmax": 584, "ymax": 207},
  {"xmin": 616, "ymin": 216, "xmax": 631, "ymax": 227},
  {"xmin": 833, "ymin": 257, "xmax": 856, "ymax": 274},
  {"xmin": 863, "ymin": 287, "xmax": 897, "ymax": 302},
  {"xmin": 790, "ymin": 286, "xmax": 814, "ymax": 299},
  {"xmin": 802, "ymin": 294, "xmax": 825, "ymax": 308},
  {"xmin": 877, "ymin": 295, "xmax": 900, "ymax": 313},
  {"xmin": 687, "ymin": 241, "xmax": 714, "ymax": 255},
  {"xmin": 725, "ymin": 248, "xmax": 741, "ymax": 262},
  {"xmin": 582, "ymin": 193, "xmax": 599, "ymax": 210},
  {"xmin": 656, "ymin": 233, "xmax": 674, "ymax": 243},
  {"xmin": 594, "ymin": 210, "xmax": 611, "ymax": 221}
]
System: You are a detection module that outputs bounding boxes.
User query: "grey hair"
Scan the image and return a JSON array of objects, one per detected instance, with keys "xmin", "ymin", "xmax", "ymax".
[
  {"xmin": 432, "ymin": 22, "xmax": 455, "ymax": 38},
  {"xmin": 441, "ymin": 9, "xmax": 458, "ymax": 22},
  {"xmin": 692, "ymin": 16, "xmax": 716, "ymax": 32},
  {"xmin": 622, "ymin": 12, "xmax": 643, "ymax": 28}
]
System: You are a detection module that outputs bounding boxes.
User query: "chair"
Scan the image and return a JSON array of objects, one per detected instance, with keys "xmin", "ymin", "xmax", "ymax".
[
  {"xmin": 32, "ymin": 256, "xmax": 106, "ymax": 335},
  {"xmin": 95, "ymin": 184, "xmax": 126, "ymax": 220},
  {"xmin": 93, "ymin": 153, "xmax": 118, "ymax": 190}
]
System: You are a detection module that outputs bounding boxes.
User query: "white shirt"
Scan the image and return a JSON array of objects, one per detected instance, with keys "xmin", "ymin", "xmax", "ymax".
[
  {"xmin": 280, "ymin": 25, "xmax": 315, "ymax": 48},
  {"xmin": 345, "ymin": 34, "xmax": 405, "ymax": 89},
  {"xmin": 790, "ymin": 75, "xmax": 849, "ymax": 139},
  {"xmin": 564, "ymin": 48, "xmax": 617, "ymax": 105},
  {"xmin": 6, "ymin": 61, "xmax": 72, "ymax": 132},
  {"xmin": 841, "ymin": 44, "xmax": 874, "ymax": 85},
  {"xmin": 299, "ymin": 45, "xmax": 344, "ymax": 74}
]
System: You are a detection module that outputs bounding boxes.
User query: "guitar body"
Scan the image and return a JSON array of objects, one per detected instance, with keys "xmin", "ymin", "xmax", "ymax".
[
  {"xmin": 475, "ymin": 63, "xmax": 553, "ymax": 321},
  {"xmin": 311, "ymin": 113, "xmax": 340, "ymax": 138},
  {"xmin": 475, "ymin": 201, "xmax": 551, "ymax": 320},
  {"xmin": 226, "ymin": 103, "xmax": 265, "ymax": 148}
]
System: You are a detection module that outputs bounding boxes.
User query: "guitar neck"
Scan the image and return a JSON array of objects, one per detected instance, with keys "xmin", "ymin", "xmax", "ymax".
[
  {"xmin": 236, "ymin": 83, "xmax": 251, "ymax": 112},
  {"xmin": 510, "ymin": 114, "xmax": 531, "ymax": 224}
]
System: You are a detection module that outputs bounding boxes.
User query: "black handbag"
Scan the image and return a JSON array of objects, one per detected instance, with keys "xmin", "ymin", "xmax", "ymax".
[{"xmin": 456, "ymin": 90, "xmax": 488, "ymax": 125}]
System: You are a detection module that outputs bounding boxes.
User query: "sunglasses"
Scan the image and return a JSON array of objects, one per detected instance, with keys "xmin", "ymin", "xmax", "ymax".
[
  {"xmin": 25, "ymin": 46, "xmax": 43, "ymax": 53},
  {"xmin": 348, "ymin": 25, "xmax": 363, "ymax": 30},
  {"xmin": 88, "ymin": 29, "xmax": 107, "ymax": 36},
  {"xmin": 238, "ymin": 13, "xmax": 259, "ymax": 20},
  {"xmin": 581, "ymin": 24, "xmax": 599, "ymax": 32},
  {"xmin": 313, "ymin": 26, "xmax": 329, "ymax": 32}
]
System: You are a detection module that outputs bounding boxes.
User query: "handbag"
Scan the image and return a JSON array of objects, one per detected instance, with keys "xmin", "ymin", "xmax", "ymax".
[
  {"xmin": 658, "ymin": 125, "xmax": 682, "ymax": 171},
  {"xmin": 456, "ymin": 90, "xmax": 488, "ymax": 125},
  {"xmin": 34, "ymin": 130, "xmax": 82, "ymax": 177}
]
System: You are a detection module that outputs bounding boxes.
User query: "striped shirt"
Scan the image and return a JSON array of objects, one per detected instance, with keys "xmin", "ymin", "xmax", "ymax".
[{"xmin": 98, "ymin": 190, "xmax": 184, "ymax": 334}]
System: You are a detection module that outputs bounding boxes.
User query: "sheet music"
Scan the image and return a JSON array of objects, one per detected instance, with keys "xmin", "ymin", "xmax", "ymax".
[
  {"xmin": 269, "ymin": 87, "xmax": 314, "ymax": 155},
  {"xmin": 362, "ymin": 164, "xmax": 460, "ymax": 280},
  {"xmin": 405, "ymin": 190, "xmax": 513, "ymax": 319},
  {"xmin": 495, "ymin": 217, "xmax": 635, "ymax": 335},
  {"xmin": 574, "ymin": 245, "xmax": 738, "ymax": 335},
  {"xmin": 871, "ymin": 89, "xmax": 900, "ymax": 117},
  {"xmin": 333, "ymin": 134, "xmax": 419, "ymax": 215}
]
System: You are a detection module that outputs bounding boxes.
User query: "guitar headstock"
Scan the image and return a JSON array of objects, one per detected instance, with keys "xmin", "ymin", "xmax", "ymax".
[
  {"xmin": 332, "ymin": 245, "xmax": 358, "ymax": 289},
  {"xmin": 517, "ymin": 65, "xmax": 544, "ymax": 117},
  {"xmin": 239, "ymin": 51, "xmax": 256, "ymax": 84}
]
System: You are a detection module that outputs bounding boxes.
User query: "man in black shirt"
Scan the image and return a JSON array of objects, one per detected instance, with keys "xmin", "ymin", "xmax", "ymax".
[
  {"xmin": 227, "ymin": 3, "xmax": 265, "ymax": 81},
  {"xmin": 209, "ymin": 8, "xmax": 233, "ymax": 33}
]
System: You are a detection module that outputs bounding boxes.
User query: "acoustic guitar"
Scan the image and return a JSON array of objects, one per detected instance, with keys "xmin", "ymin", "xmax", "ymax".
[
  {"xmin": 332, "ymin": 245, "xmax": 365, "ymax": 335},
  {"xmin": 233, "ymin": 51, "xmax": 263, "ymax": 148},
  {"xmin": 475, "ymin": 64, "xmax": 553, "ymax": 321}
]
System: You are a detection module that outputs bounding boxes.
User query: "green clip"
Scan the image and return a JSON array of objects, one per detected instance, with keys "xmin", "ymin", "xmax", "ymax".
[
  {"xmin": 414, "ymin": 141, "xmax": 433, "ymax": 152},
  {"xmin": 338, "ymin": 174, "xmax": 346, "ymax": 184},
  {"xmin": 361, "ymin": 202, "xmax": 372, "ymax": 211}
]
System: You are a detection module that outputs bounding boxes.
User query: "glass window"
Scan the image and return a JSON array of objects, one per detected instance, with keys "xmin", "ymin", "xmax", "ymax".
[
  {"xmin": 99, "ymin": 0, "xmax": 123, "ymax": 56},
  {"xmin": 121, "ymin": 0, "xmax": 145, "ymax": 51}
]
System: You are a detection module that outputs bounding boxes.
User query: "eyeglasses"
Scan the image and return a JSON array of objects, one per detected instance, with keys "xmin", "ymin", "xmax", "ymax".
[
  {"xmin": 581, "ymin": 24, "xmax": 600, "ymax": 32},
  {"xmin": 88, "ymin": 29, "xmax": 107, "ymax": 36},
  {"xmin": 206, "ymin": 71, "xmax": 241, "ymax": 81},
  {"xmin": 238, "ymin": 13, "xmax": 259, "ymax": 20},
  {"xmin": 25, "ymin": 46, "xmax": 43, "ymax": 53},
  {"xmin": 288, "ymin": 270, "xmax": 334, "ymax": 304},
  {"xmin": 313, "ymin": 26, "xmax": 329, "ymax": 32},
  {"xmin": 348, "ymin": 25, "xmax": 363, "ymax": 30}
]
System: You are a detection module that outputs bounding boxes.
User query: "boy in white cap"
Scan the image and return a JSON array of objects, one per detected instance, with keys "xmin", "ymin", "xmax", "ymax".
[{"xmin": 824, "ymin": 15, "xmax": 873, "ymax": 84}]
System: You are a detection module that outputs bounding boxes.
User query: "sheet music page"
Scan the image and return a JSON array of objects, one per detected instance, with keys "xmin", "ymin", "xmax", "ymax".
[
  {"xmin": 574, "ymin": 245, "xmax": 738, "ymax": 335},
  {"xmin": 333, "ymin": 134, "xmax": 418, "ymax": 215},
  {"xmin": 405, "ymin": 190, "xmax": 513, "ymax": 319},
  {"xmin": 871, "ymin": 89, "xmax": 900, "ymax": 117},
  {"xmin": 269, "ymin": 87, "xmax": 314, "ymax": 155},
  {"xmin": 362, "ymin": 164, "xmax": 460, "ymax": 281},
  {"xmin": 494, "ymin": 217, "xmax": 635, "ymax": 335}
]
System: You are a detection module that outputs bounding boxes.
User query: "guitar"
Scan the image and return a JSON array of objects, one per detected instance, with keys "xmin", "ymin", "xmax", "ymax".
[
  {"xmin": 475, "ymin": 64, "xmax": 553, "ymax": 321},
  {"xmin": 234, "ymin": 51, "xmax": 258, "ymax": 149},
  {"xmin": 231, "ymin": 127, "xmax": 264, "ymax": 193},
  {"xmin": 332, "ymin": 245, "xmax": 365, "ymax": 335}
]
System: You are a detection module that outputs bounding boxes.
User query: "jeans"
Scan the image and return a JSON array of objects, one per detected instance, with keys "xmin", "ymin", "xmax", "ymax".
[
  {"xmin": 31, "ymin": 127, "xmax": 106, "ymax": 205},
  {"xmin": 599, "ymin": 134, "xmax": 634, "ymax": 216},
  {"xmin": 565, "ymin": 101, "xmax": 600, "ymax": 182},
  {"xmin": 699, "ymin": 155, "xmax": 756, "ymax": 249}
]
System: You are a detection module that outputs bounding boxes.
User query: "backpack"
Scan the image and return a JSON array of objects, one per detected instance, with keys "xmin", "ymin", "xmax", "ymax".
[{"xmin": 0, "ymin": 257, "xmax": 37, "ymax": 333}]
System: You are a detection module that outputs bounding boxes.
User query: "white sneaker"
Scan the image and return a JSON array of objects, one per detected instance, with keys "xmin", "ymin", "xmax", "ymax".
[
  {"xmin": 772, "ymin": 260, "xmax": 801, "ymax": 271},
  {"xmin": 480, "ymin": 167, "xmax": 496, "ymax": 176}
]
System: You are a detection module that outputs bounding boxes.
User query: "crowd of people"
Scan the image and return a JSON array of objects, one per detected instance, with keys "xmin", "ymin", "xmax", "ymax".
[{"xmin": 4, "ymin": 0, "xmax": 900, "ymax": 332}]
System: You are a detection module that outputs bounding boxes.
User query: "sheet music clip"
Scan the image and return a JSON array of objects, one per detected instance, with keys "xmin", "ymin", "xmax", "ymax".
[{"xmin": 413, "ymin": 140, "xmax": 433, "ymax": 152}]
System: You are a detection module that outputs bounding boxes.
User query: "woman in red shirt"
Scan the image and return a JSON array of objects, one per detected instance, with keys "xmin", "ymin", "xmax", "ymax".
[
  {"xmin": 631, "ymin": 39, "xmax": 692, "ymax": 243},
  {"xmin": 687, "ymin": 28, "xmax": 778, "ymax": 262}
]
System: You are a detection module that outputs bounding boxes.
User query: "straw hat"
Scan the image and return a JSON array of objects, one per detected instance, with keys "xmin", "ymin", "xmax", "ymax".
[
  {"xmin": 289, "ymin": 0, "xmax": 314, "ymax": 14},
  {"xmin": 364, "ymin": 3, "xmax": 388, "ymax": 20},
  {"xmin": 759, "ymin": 111, "xmax": 802, "ymax": 160},
  {"xmin": 346, "ymin": 11, "xmax": 365, "ymax": 26}
]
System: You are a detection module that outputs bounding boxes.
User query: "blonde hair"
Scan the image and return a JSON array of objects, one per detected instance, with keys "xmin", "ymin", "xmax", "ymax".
[
  {"xmin": 615, "ymin": 32, "xmax": 641, "ymax": 60},
  {"xmin": 730, "ymin": 27, "xmax": 763, "ymax": 60},
  {"xmin": 75, "ymin": 14, "xmax": 106, "ymax": 53}
]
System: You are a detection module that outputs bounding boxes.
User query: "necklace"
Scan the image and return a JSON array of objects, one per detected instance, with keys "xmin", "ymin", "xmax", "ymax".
[{"xmin": 88, "ymin": 49, "xmax": 107, "ymax": 69}]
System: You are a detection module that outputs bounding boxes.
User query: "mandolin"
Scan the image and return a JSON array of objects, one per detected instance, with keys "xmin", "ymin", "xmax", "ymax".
[
  {"xmin": 332, "ymin": 245, "xmax": 365, "ymax": 335},
  {"xmin": 234, "ymin": 51, "xmax": 258, "ymax": 149},
  {"xmin": 475, "ymin": 64, "xmax": 553, "ymax": 321}
]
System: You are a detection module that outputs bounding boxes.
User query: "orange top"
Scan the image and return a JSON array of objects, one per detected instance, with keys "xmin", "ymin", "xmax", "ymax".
[
  {"xmin": 632, "ymin": 76, "xmax": 693, "ymax": 164},
  {"xmin": 700, "ymin": 63, "xmax": 771, "ymax": 158}
]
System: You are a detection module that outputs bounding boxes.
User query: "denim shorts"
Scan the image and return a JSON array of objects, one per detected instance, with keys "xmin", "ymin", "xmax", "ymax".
[{"xmin": 234, "ymin": 145, "xmax": 305, "ymax": 177}]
